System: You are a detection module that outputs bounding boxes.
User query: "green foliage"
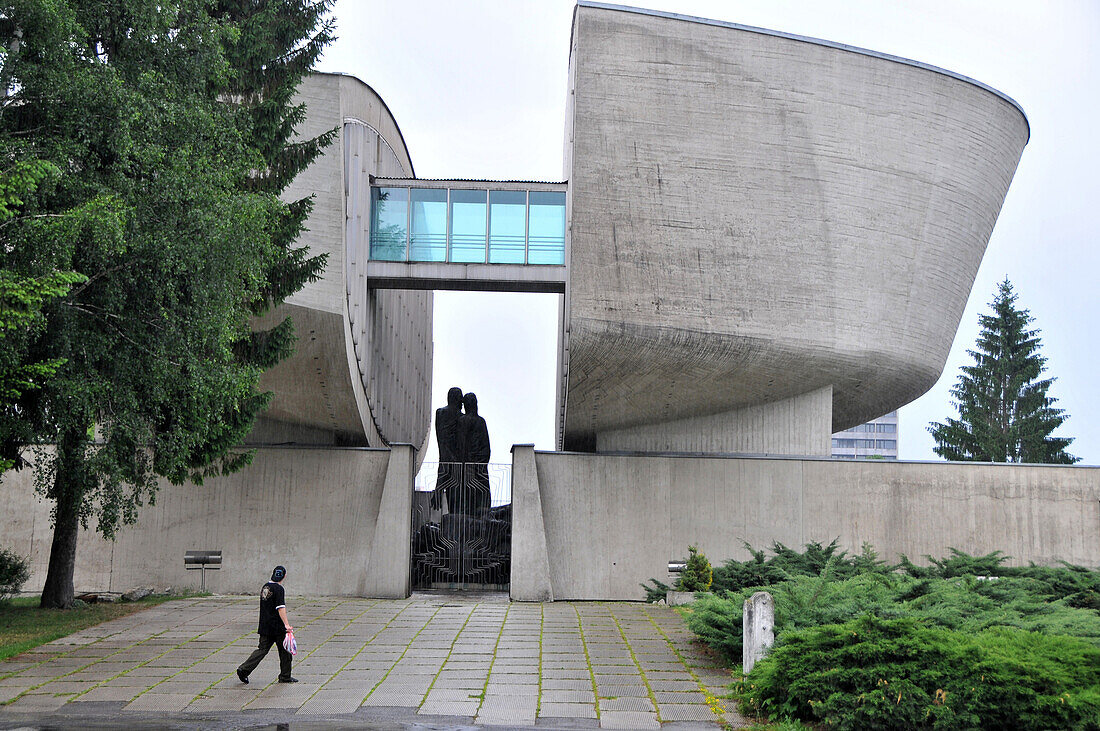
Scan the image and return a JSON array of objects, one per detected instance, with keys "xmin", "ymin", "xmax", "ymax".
[
  {"xmin": 0, "ymin": 157, "xmax": 87, "ymax": 472},
  {"xmin": 677, "ymin": 545, "xmax": 713, "ymax": 592},
  {"xmin": 689, "ymin": 571, "xmax": 910, "ymax": 663},
  {"xmin": 740, "ymin": 615, "xmax": 1100, "ymax": 730},
  {"xmin": 0, "ymin": 159, "xmax": 58, "ymax": 221},
  {"xmin": 0, "ymin": 0, "xmax": 334, "ymax": 607},
  {"xmin": 712, "ymin": 539, "xmax": 891, "ymax": 594},
  {"xmin": 641, "ymin": 577, "xmax": 670, "ymax": 603},
  {"xmin": 215, "ymin": 0, "xmax": 334, "ymax": 360},
  {"xmin": 0, "ymin": 592, "xmax": 178, "ymax": 661},
  {"xmin": 930, "ymin": 278, "xmax": 1078, "ymax": 463},
  {"xmin": 898, "ymin": 548, "xmax": 1100, "ymax": 606},
  {"xmin": 641, "ymin": 545, "xmax": 713, "ymax": 600},
  {"xmin": 0, "ymin": 549, "xmax": 30, "ymax": 601},
  {"xmin": 686, "ymin": 549, "xmax": 1100, "ymax": 665}
]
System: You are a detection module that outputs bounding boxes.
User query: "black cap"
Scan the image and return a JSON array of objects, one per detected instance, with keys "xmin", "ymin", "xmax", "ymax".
[{"xmin": 271, "ymin": 565, "xmax": 286, "ymax": 582}]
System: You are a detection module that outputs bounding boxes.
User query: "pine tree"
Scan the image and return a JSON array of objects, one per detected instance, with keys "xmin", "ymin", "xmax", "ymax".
[{"xmin": 929, "ymin": 279, "xmax": 1077, "ymax": 464}]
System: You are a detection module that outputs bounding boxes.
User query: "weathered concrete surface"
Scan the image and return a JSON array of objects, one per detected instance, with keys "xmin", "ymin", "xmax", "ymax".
[
  {"xmin": 597, "ymin": 385, "xmax": 833, "ymax": 456},
  {"xmin": 360, "ymin": 444, "xmax": 414, "ymax": 598},
  {"xmin": 1, "ymin": 446, "xmax": 414, "ymax": 598},
  {"xmin": 519, "ymin": 451, "xmax": 1099, "ymax": 600},
  {"xmin": 742, "ymin": 592, "xmax": 774, "ymax": 674},
  {"xmin": 253, "ymin": 73, "xmax": 433, "ymax": 453},
  {"xmin": 0, "ymin": 596, "xmax": 739, "ymax": 728},
  {"xmin": 561, "ymin": 4, "xmax": 1029, "ymax": 451},
  {"xmin": 510, "ymin": 445, "xmax": 554, "ymax": 602}
]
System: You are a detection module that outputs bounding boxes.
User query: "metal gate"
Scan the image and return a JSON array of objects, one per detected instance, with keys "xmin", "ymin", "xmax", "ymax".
[{"xmin": 411, "ymin": 462, "xmax": 512, "ymax": 590}]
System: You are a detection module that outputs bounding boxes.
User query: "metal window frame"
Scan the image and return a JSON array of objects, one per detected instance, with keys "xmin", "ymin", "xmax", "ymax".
[
  {"xmin": 445, "ymin": 188, "xmax": 452, "ymax": 263},
  {"xmin": 486, "ymin": 187, "xmax": 495, "ymax": 264},
  {"xmin": 370, "ymin": 184, "xmax": 565, "ymax": 266},
  {"xmin": 404, "ymin": 186, "xmax": 411, "ymax": 262}
]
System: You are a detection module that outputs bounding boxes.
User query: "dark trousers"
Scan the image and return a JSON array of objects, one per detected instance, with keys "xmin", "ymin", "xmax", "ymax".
[{"xmin": 238, "ymin": 634, "xmax": 292, "ymax": 681}]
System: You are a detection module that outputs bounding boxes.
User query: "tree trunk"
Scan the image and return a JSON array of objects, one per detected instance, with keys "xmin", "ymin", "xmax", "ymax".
[
  {"xmin": 39, "ymin": 488, "xmax": 79, "ymax": 609},
  {"xmin": 39, "ymin": 431, "xmax": 89, "ymax": 609}
]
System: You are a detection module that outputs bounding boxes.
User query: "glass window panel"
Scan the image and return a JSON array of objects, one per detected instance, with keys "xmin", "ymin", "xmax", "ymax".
[
  {"xmin": 369, "ymin": 187, "xmax": 408, "ymax": 261},
  {"xmin": 409, "ymin": 188, "xmax": 448, "ymax": 262},
  {"xmin": 527, "ymin": 191, "xmax": 565, "ymax": 265},
  {"xmin": 488, "ymin": 190, "xmax": 527, "ymax": 264},
  {"xmin": 449, "ymin": 189, "xmax": 488, "ymax": 263}
]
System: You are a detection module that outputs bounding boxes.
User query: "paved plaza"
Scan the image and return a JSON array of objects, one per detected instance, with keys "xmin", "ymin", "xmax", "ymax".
[{"xmin": 0, "ymin": 594, "xmax": 745, "ymax": 729}]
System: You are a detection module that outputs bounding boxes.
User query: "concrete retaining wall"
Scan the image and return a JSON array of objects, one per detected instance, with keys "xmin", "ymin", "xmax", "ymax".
[
  {"xmin": 512, "ymin": 448, "xmax": 1100, "ymax": 600},
  {"xmin": 1, "ymin": 445, "xmax": 415, "ymax": 598}
]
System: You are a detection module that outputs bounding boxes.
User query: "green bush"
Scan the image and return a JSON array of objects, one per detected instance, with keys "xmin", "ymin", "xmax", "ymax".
[
  {"xmin": 688, "ymin": 569, "xmax": 909, "ymax": 662},
  {"xmin": 0, "ymin": 548, "xmax": 30, "ymax": 601},
  {"xmin": 687, "ymin": 569, "xmax": 1100, "ymax": 665},
  {"xmin": 641, "ymin": 545, "xmax": 714, "ymax": 601},
  {"xmin": 740, "ymin": 614, "xmax": 1100, "ymax": 730},
  {"xmin": 641, "ymin": 577, "xmax": 670, "ymax": 603},
  {"xmin": 713, "ymin": 539, "xmax": 892, "ymax": 594},
  {"xmin": 677, "ymin": 545, "xmax": 713, "ymax": 592},
  {"xmin": 899, "ymin": 548, "xmax": 1100, "ymax": 605},
  {"xmin": 681, "ymin": 545, "xmax": 1100, "ymax": 726}
]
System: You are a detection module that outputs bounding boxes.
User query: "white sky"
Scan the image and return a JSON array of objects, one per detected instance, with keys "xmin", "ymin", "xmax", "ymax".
[{"xmin": 318, "ymin": 1, "xmax": 1099, "ymax": 466}]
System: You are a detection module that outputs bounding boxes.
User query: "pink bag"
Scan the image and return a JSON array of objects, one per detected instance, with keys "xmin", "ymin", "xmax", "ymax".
[{"xmin": 282, "ymin": 630, "xmax": 297, "ymax": 655}]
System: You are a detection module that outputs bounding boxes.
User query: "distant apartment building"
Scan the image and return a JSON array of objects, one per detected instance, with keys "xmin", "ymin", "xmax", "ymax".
[{"xmin": 832, "ymin": 411, "xmax": 898, "ymax": 459}]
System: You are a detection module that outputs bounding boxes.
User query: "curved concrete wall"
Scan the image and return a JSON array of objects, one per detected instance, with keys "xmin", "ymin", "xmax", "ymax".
[
  {"xmin": 254, "ymin": 74, "xmax": 432, "ymax": 452},
  {"xmin": 561, "ymin": 5, "xmax": 1029, "ymax": 452}
]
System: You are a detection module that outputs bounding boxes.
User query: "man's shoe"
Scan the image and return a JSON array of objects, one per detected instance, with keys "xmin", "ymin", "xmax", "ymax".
[
  {"xmin": 237, "ymin": 669, "xmax": 248, "ymax": 684},
  {"xmin": 278, "ymin": 677, "xmax": 299, "ymax": 683}
]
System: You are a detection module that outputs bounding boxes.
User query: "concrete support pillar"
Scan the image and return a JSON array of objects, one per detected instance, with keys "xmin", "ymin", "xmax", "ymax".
[
  {"xmin": 743, "ymin": 591, "xmax": 774, "ymax": 673},
  {"xmin": 361, "ymin": 443, "xmax": 415, "ymax": 598},
  {"xmin": 510, "ymin": 444, "xmax": 554, "ymax": 602}
]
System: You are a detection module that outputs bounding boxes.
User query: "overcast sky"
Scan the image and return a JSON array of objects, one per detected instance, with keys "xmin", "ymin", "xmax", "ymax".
[{"xmin": 317, "ymin": 1, "xmax": 1099, "ymax": 467}]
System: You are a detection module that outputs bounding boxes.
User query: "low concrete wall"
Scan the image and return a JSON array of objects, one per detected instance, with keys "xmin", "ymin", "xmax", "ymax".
[
  {"xmin": 513, "ymin": 451, "xmax": 1100, "ymax": 600},
  {"xmin": 1, "ymin": 445, "xmax": 416, "ymax": 598}
]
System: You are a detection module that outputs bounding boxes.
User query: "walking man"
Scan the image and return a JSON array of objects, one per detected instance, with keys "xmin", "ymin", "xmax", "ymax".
[{"xmin": 237, "ymin": 565, "xmax": 297, "ymax": 684}]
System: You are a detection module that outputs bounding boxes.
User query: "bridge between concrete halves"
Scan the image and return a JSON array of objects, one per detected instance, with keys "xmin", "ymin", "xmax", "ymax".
[{"xmin": 363, "ymin": 177, "xmax": 567, "ymax": 293}]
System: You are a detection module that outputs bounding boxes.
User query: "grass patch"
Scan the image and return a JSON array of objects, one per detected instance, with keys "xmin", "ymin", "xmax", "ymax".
[{"xmin": 0, "ymin": 595, "xmax": 180, "ymax": 662}]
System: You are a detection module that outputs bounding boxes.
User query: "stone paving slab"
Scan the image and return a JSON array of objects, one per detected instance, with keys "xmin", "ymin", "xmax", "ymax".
[
  {"xmin": 0, "ymin": 594, "xmax": 743, "ymax": 728},
  {"xmin": 540, "ymin": 701, "xmax": 599, "ymax": 719},
  {"xmin": 600, "ymin": 710, "xmax": 661, "ymax": 728}
]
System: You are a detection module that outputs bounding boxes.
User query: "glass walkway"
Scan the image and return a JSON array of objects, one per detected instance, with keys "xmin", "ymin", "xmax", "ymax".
[{"xmin": 369, "ymin": 183, "xmax": 565, "ymax": 267}]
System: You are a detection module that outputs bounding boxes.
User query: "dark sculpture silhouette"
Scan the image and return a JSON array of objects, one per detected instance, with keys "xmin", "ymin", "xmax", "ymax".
[
  {"xmin": 412, "ymin": 388, "xmax": 509, "ymax": 589},
  {"xmin": 431, "ymin": 386, "xmax": 463, "ymax": 511},
  {"xmin": 457, "ymin": 392, "xmax": 491, "ymax": 516}
]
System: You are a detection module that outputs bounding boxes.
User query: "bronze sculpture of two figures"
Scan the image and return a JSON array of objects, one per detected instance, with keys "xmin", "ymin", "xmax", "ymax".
[{"xmin": 431, "ymin": 386, "xmax": 491, "ymax": 515}]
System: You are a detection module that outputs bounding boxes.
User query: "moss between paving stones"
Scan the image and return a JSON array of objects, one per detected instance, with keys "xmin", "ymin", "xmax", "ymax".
[
  {"xmin": 571, "ymin": 604, "xmax": 602, "ymax": 719},
  {"xmin": 2, "ymin": 597, "xmax": 731, "ymax": 725},
  {"xmin": 640, "ymin": 602, "xmax": 733, "ymax": 729}
]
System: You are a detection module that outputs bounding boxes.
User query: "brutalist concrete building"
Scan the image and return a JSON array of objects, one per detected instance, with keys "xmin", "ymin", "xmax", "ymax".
[{"xmin": 6, "ymin": 3, "xmax": 1098, "ymax": 600}]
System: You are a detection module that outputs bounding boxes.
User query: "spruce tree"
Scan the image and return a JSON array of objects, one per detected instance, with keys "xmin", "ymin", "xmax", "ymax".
[
  {"xmin": 929, "ymin": 279, "xmax": 1077, "ymax": 464},
  {"xmin": 217, "ymin": 0, "xmax": 335, "ymax": 370}
]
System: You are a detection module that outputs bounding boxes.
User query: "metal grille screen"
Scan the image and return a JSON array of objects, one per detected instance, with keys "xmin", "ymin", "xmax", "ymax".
[{"xmin": 411, "ymin": 463, "xmax": 512, "ymax": 590}]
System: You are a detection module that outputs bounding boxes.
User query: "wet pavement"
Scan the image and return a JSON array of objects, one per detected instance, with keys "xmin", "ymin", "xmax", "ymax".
[{"xmin": 0, "ymin": 594, "xmax": 745, "ymax": 729}]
